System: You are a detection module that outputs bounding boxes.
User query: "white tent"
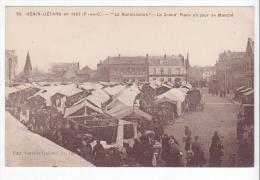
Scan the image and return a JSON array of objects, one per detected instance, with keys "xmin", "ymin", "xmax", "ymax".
[
  {"xmin": 58, "ymin": 84, "xmax": 83, "ymax": 97},
  {"xmin": 181, "ymin": 81, "xmax": 192, "ymax": 89},
  {"xmin": 236, "ymin": 86, "xmax": 247, "ymax": 92},
  {"xmin": 87, "ymin": 89, "xmax": 110, "ymax": 108},
  {"xmin": 64, "ymin": 98, "xmax": 103, "ymax": 118},
  {"xmin": 162, "ymin": 83, "xmax": 172, "ymax": 89},
  {"xmin": 155, "ymin": 88, "xmax": 186, "ymax": 116},
  {"xmin": 103, "ymin": 85, "xmax": 125, "ymax": 96},
  {"xmin": 30, "ymin": 84, "xmax": 83, "ymax": 106},
  {"xmin": 178, "ymin": 87, "xmax": 189, "ymax": 94},
  {"xmin": 80, "ymin": 82, "xmax": 96, "ymax": 91},
  {"xmin": 5, "ymin": 112, "xmax": 94, "ymax": 167},
  {"xmin": 106, "ymin": 87, "xmax": 151, "ymax": 120},
  {"xmin": 30, "ymin": 86, "xmax": 61, "ymax": 106},
  {"xmin": 240, "ymin": 88, "xmax": 252, "ymax": 93}
]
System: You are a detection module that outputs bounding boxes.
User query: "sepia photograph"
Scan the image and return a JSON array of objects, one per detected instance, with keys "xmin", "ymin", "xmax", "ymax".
[{"xmin": 4, "ymin": 6, "xmax": 256, "ymax": 168}]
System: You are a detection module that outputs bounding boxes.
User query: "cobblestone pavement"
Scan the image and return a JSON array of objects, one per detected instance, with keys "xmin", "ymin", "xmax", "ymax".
[{"xmin": 165, "ymin": 88, "xmax": 240, "ymax": 167}]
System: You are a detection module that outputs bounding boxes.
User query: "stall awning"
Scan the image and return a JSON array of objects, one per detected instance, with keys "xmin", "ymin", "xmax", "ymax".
[
  {"xmin": 236, "ymin": 86, "xmax": 247, "ymax": 92},
  {"xmin": 240, "ymin": 88, "xmax": 252, "ymax": 93},
  {"xmin": 243, "ymin": 89, "xmax": 254, "ymax": 96},
  {"xmin": 6, "ymin": 112, "xmax": 94, "ymax": 167},
  {"xmin": 64, "ymin": 98, "xmax": 103, "ymax": 118}
]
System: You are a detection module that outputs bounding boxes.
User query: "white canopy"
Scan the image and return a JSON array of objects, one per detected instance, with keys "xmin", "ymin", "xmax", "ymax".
[
  {"xmin": 155, "ymin": 88, "xmax": 186, "ymax": 117},
  {"xmin": 156, "ymin": 88, "xmax": 186, "ymax": 103},
  {"xmin": 5, "ymin": 112, "xmax": 94, "ymax": 167},
  {"xmin": 162, "ymin": 84, "xmax": 172, "ymax": 89},
  {"xmin": 87, "ymin": 89, "xmax": 110, "ymax": 108},
  {"xmin": 243, "ymin": 89, "xmax": 254, "ymax": 96},
  {"xmin": 105, "ymin": 86, "xmax": 150, "ymax": 120},
  {"xmin": 236, "ymin": 86, "xmax": 247, "ymax": 92},
  {"xmin": 30, "ymin": 84, "xmax": 83, "ymax": 106},
  {"xmin": 103, "ymin": 84, "xmax": 126, "ymax": 96},
  {"xmin": 64, "ymin": 98, "xmax": 103, "ymax": 117},
  {"xmin": 240, "ymin": 88, "xmax": 252, "ymax": 93},
  {"xmin": 58, "ymin": 84, "xmax": 83, "ymax": 97},
  {"xmin": 80, "ymin": 82, "xmax": 96, "ymax": 91},
  {"xmin": 178, "ymin": 87, "xmax": 189, "ymax": 94}
]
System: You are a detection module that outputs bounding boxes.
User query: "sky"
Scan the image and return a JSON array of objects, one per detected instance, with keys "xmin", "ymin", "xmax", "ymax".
[{"xmin": 5, "ymin": 6, "xmax": 254, "ymax": 72}]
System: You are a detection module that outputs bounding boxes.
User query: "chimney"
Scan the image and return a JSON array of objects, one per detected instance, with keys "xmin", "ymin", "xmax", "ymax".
[
  {"xmin": 164, "ymin": 54, "xmax": 166, "ymax": 59},
  {"xmin": 108, "ymin": 56, "xmax": 110, "ymax": 64},
  {"xmin": 100, "ymin": 59, "xmax": 102, "ymax": 64},
  {"xmin": 146, "ymin": 54, "xmax": 149, "ymax": 59},
  {"xmin": 118, "ymin": 54, "xmax": 121, "ymax": 58}
]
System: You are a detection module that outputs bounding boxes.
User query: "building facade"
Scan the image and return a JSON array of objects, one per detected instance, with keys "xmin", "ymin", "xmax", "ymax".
[
  {"xmin": 5, "ymin": 50, "xmax": 18, "ymax": 85},
  {"xmin": 202, "ymin": 66, "xmax": 216, "ymax": 82},
  {"xmin": 245, "ymin": 38, "xmax": 254, "ymax": 88},
  {"xmin": 97, "ymin": 55, "xmax": 148, "ymax": 82},
  {"xmin": 50, "ymin": 62, "xmax": 80, "ymax": 80},
  {"xmin": 216, "ymin": 38, "xmax": 255, "ymax": 91},
  {"xmin": 216, "ymin": 50, "xmax": 247, "ymax": 91},
  {"xmin": 97, "ymin": 54, "xmax": 187, "ymax": 83},
  {"xmin": 148, "ymin": 54, "xmax": 186, "ymax": 84}
]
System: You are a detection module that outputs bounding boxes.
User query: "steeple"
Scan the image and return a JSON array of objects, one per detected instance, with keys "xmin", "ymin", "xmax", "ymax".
[{"xmin": 24, "ymin": 50, "xmax": 32, "ymax": 79}]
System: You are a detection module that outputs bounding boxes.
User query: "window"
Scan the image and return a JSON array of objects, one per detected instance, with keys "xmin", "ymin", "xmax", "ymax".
[
  {"xmin": 176, "ymin": 68, "xmax": 181, "ymax": 74},
  {"xmin": 168, "ymin": 78, "xmax": 171, "ymax": 82},
  {"xmin": 160, "ymin": 60, "xmax": 163, "ymax": 65},
  {"xmin": 168, "ymin": 68, "xmax": 171, "ymax": 75},
  {"xmin": 160, "ymin": 68, "xmax": 164, "ymax": 75},
  {"xmin": 153, "ymin": 68, "xmax": 156, "ymax": 75}
]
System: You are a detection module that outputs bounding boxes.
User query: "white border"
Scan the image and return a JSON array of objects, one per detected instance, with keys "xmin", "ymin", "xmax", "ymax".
[{"xmin": 0, "ymin": 1, "xmax": 259, "ymax": 180}]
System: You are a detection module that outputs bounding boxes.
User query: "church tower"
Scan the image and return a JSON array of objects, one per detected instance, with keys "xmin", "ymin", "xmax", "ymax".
[{"xmin": 23, "ymin": 50, "xmax": 32, "ymax": 81}]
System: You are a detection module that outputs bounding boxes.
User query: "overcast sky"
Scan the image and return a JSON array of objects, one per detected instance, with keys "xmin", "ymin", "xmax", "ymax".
[{"xmin": 6, "ymin": 6, "xmax": 254, "ymax": 72}]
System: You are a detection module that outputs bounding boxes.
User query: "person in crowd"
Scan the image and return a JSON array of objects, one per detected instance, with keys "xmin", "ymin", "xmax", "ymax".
[
  {"xmin": 191, "ymin": 136, "xmax": 206, "ymax": 167},
  {"xmin": 80, "ymin": 138, "xmax": 93, "ymax": 161},
  {"xmin": 185, "ymin": 126, "xmax": 192, "ymax": 137},
  {"xmin": 108, "ymin": 147, "xmax": 121, "ymax": 167},
  {"xmin": 166, "ymin": 136, "xmax": 183, "ymax": 167},
  {"xmin": 61, "ymin": 123, "xmax": 72, "ymax": 149},
  {"xmin": 238, "ymin": 138, "xmax": 251, "ymax": 166},
  {"xmin": 133, "ymin": 138, "xmax": 143, "ymax": 164},
  {"xmin": 137, "ymin": 122, "xmax": 145, "ymax": 134},
  {"xmin": 142, "ymin": 139, "xmax": 154, "ymax": 167},
  {"xmin": 237, "ymin": 120, "xmax": 244, "ymax": 141},
  {"xmin": 161, "ymin": 134, "xmax": 170, "ymax": 162},
  {"xmin": 184, "ymin": 126, "xmax": 192, "ymax": 153},
  {"xmin": 153, "ymin": 119, "xmax": 163, "ymax": 142},
  {"xmin": 74, "ymin": 133, "xmax": 83, "ymax": 154},
  {"xmin": 92, "ymin": 140, "xmax": 105, "ymax": 166},
  {"xmin": 56, "ymin": 129, "xmax": 63, "ymax": 146},
  {"xmin": 212, "ymin": 131, "xmax": 221, "ymax": 145},
  {"xmin": 209, "ymin": 131, "xmax": 224, "ymax": 167}
]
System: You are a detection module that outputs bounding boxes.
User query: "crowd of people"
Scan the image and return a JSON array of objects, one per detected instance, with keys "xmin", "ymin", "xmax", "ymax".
[{"xmin": 6, "ymin": 84, "xmax": 231, "ymax": 167}]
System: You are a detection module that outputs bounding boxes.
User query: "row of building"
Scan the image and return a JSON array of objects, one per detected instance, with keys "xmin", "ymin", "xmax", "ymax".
[
  {"xmin": 97, "ymin": 54, "xmax": 189, "ymax": 84},
  {"xmin": 215, "ymin": 38, "xmax": 254, "ymax": 91},
  {"xmin": 6, "ymin": 51, "xmax": 190, "ymax": 85},
  {"xmin": 5, "ymin": 50, "xmax": 96, "ymax": 84}
]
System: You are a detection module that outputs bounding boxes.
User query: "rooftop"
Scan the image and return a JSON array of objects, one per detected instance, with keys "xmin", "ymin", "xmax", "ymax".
[{"xmin": 100, "ymin": 54, "xmax": 184, "ymax": 66}]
